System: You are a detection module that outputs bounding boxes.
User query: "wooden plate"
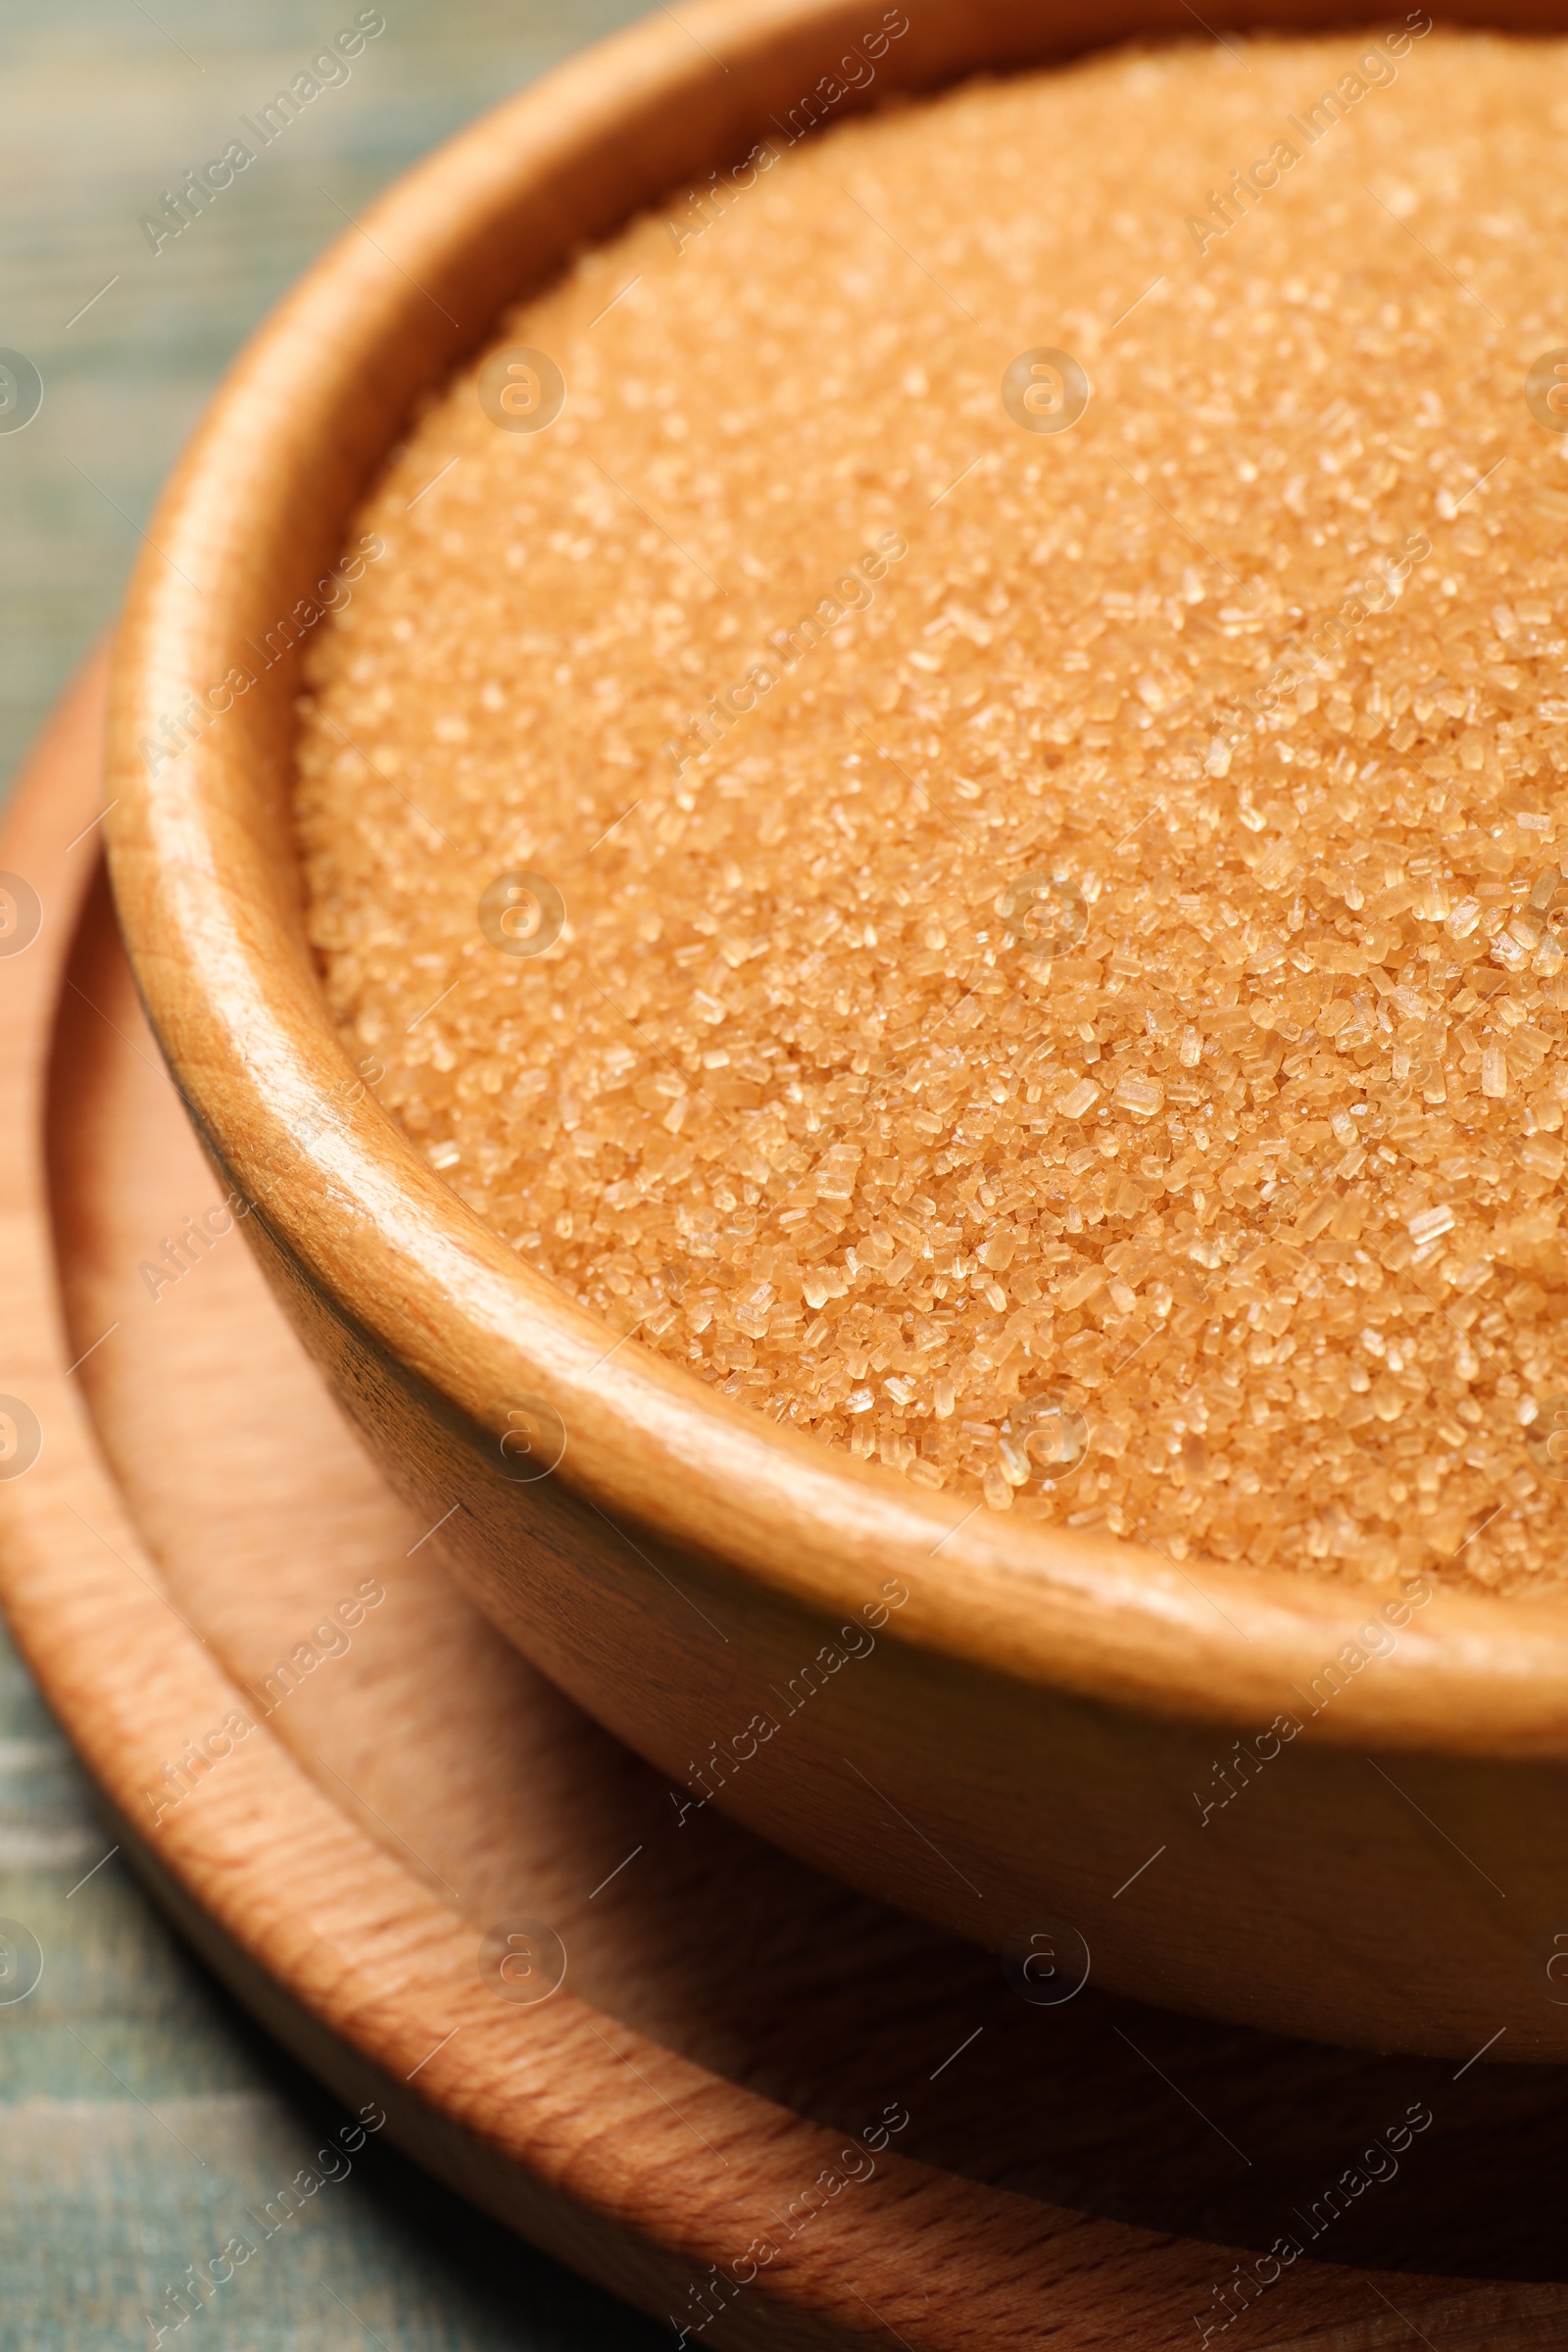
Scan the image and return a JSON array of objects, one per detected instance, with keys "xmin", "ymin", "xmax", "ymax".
[{"xmin": 11, "ymin": 658, "xmax": 1568, "ymax": 2349}]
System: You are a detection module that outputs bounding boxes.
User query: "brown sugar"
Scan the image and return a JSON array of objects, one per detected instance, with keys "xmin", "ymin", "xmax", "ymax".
[{"xmin": 294, "ymin": 28, "xmax": 1568, "ymax": 1594}]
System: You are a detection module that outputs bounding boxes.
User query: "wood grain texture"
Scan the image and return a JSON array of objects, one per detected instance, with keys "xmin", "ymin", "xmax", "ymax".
[
  {"xmin": 98, "ymin": 0, "xmax": 1568, "ymax": 2060},
  {"xmin": 20, "ymin": 662, "xmax": 1568, "ymax": 2351}
]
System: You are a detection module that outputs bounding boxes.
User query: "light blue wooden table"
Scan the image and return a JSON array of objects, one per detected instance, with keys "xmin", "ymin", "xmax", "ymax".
[{"xmin": 0, "ymin": 6, "xmax": 669, "ymax": 2343}]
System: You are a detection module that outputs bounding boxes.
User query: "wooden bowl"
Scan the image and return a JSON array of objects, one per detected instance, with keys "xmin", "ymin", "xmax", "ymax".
[{"xmin": 102, "ymin": 0, "xmax": 1568, "ymax": 2064}]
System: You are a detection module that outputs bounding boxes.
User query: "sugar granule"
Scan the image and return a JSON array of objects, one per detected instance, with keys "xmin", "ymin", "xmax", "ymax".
[{"xmin": 294, "ymin": 32, "xmax": 1568, "ymax": 1593}]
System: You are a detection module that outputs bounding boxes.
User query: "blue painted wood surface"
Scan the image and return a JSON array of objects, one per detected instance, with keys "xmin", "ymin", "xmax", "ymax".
[{"xmin": 0, "ymin": 1638, "xmax": 669, "ymax": 2346}]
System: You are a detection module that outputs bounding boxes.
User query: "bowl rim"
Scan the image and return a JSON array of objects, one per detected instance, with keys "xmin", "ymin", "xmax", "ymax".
[{"xmin": 104, "ymin": 0, "xmax": 1568, "ymax": 1756}]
